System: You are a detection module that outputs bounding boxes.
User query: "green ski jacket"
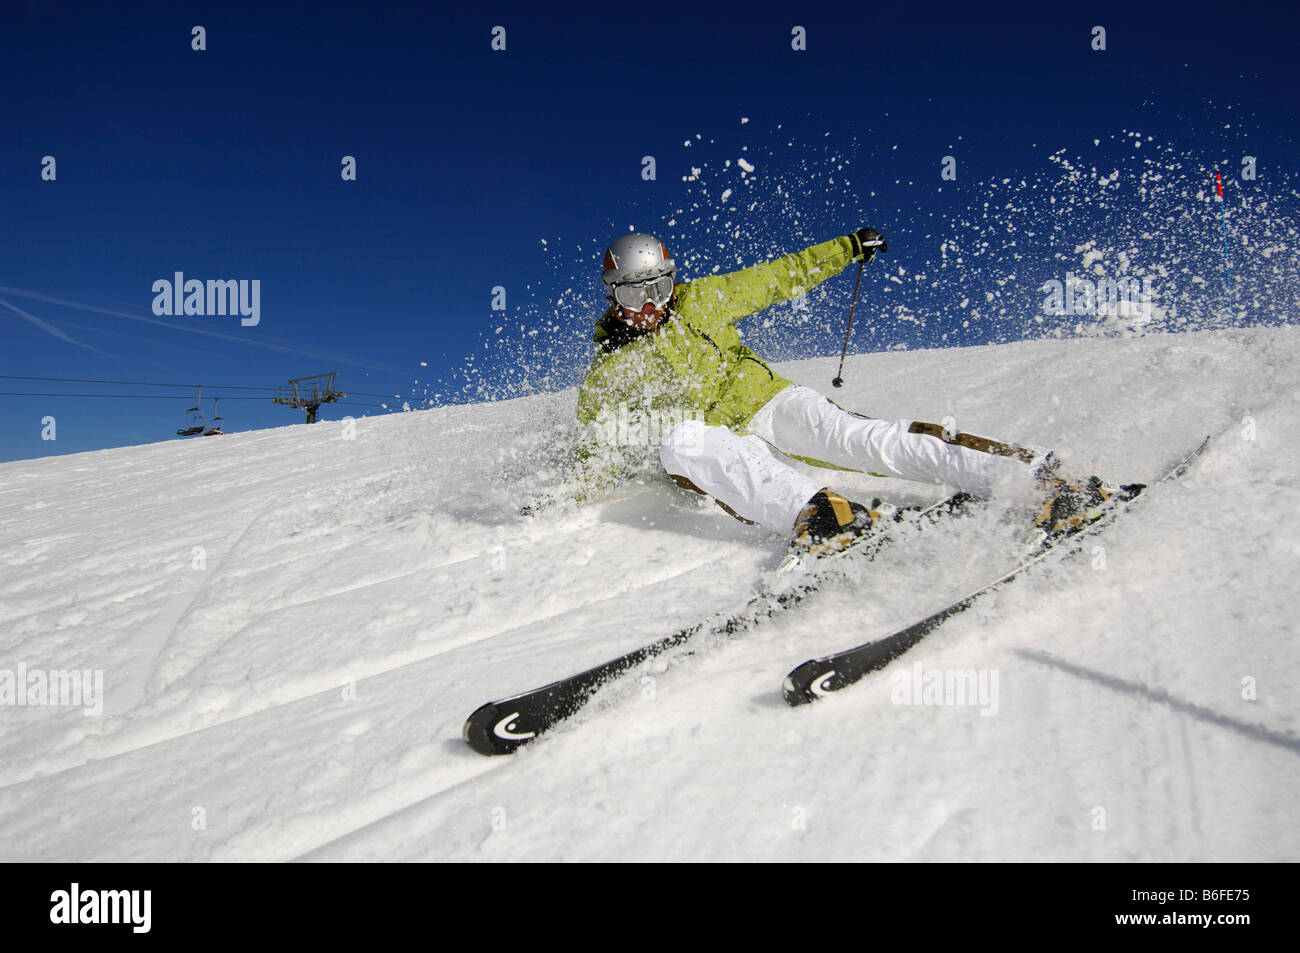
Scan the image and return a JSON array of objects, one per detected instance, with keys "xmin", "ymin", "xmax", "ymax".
[{"xmin": 571, "ymin": 236, "xmax": 858, "ymax": 495}]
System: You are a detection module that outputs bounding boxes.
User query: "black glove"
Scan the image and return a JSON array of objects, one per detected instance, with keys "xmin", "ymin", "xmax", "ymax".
[{"xmin": 848, "ymin": 227, "xmax": 887, "ymax": 263}]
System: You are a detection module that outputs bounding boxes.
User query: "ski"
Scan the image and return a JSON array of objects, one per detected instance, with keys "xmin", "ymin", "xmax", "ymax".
[
  {"xmin": 463, "ymin": 493, "xmax": 973, "ymax": 755},
  {"xmin": 781, "ymin": 436, "xmax": 1211, "ymax": 706}
]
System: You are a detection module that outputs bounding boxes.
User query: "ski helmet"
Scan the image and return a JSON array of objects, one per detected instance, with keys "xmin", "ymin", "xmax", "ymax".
[{"xmin": 601, "ymin": 233, "xmax": 675, "ymax": 290}]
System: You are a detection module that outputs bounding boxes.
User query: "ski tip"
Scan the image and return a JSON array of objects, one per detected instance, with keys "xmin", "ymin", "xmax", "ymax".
[
  {"xmin": 781, "ymin": 665, "xmax": 820, "ymax": 707},
  {"xmin": 463, "ymin": 703, "xmax": 517, "ymax": 756}
]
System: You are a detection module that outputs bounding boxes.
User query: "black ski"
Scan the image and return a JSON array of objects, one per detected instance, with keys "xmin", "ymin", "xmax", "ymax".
[
  {"xmin": 781, "ymin": 436, "xmax": 1211, "ymax": 706},
  {"xmin": 463, "ymin": 493, "xmax": 972, "ymax": 755}
]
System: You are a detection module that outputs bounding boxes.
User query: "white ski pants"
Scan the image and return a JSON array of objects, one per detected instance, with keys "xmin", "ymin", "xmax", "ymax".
[{"xmin": 659, "ymin": 385, "xmax": 1048, "ymax": 533}]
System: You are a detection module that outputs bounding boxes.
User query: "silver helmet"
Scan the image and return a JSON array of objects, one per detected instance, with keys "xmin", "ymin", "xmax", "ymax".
[{"xmin": 601, "ymin": 233, "xmax": 675, "ymax": 289}]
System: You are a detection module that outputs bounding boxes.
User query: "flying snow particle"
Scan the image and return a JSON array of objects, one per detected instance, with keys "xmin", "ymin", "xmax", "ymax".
[{"xmin": 737, "ymin": 158, "xmax": 755, "ymax": 173}]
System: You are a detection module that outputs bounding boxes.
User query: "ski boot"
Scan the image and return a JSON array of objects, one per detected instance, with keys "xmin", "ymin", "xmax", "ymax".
[
  {"xmin": 1033, "ymin": 471, "xmax": 1145, "ymax": 541},
  {"xmin": 790, "ymin": 489, "xmax": 881, "ymax": 558}
]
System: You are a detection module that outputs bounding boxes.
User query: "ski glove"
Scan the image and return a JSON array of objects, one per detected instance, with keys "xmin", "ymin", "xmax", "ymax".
[{"xmin": 848, "ymin": 227, "xmax": 887, "ymax": 263}]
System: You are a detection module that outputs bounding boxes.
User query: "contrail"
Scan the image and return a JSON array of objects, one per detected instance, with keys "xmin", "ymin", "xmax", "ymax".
[
  {"xmin": 0, "ymin": 297, "xmax": 112, "ymax": 357},
  {"xmin": 0, "ymin": 285, "xmax": 398, "ymax": 372}
]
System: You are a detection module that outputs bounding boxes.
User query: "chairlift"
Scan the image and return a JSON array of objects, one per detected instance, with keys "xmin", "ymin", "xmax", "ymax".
[
  {"xmin": 203, "ymin": 397, "xmax": 225, "ymax": 436},
  {"xmin": 176, "ymin": 386, "xmax": 207, "ymax": 436}
]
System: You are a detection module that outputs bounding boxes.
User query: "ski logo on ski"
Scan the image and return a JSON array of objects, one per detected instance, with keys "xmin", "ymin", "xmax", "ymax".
[
  {"xmin": 810, "ymin": 671, "xmax": 837, "ymax": 697},
  {"xmin": 493, "ymin": 712, "xmax": 535, "ymax": 742},
  {"xmin": 783, "ymin": 669, "xmax": 839, "ymax": 698}
]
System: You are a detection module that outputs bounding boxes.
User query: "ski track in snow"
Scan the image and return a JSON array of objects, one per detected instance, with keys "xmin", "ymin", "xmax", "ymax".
[
  {"xmin": 0, "ymin": 519, "xmax": 748, "ymax": 786},
  {"xmin": 2, "ymin": 328, "xmax": 1299, "ymax": 860}
]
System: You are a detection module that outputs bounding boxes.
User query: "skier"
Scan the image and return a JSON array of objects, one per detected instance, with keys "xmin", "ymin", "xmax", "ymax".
[{"xmin": 573, "ymin": 229, "xmax": 1134, "ymax": 555}]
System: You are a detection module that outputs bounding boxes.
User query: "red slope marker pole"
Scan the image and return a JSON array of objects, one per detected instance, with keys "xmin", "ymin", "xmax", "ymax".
[{"xmin": 1216, "ymin": 172, "xmax": 1232, "ymax": 293}]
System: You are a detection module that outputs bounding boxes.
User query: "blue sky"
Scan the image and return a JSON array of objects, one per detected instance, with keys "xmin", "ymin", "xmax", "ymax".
[{"xmin": 2, "ymin": 0, "xmax": 1297, "ymax": 461}]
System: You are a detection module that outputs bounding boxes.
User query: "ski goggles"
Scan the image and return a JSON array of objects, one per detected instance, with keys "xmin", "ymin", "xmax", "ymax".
[{"xmin": 611, "ymin": 273, "xmax": 674, "ymax": 310}]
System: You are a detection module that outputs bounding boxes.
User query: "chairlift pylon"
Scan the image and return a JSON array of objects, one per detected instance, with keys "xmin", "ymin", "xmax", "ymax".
[{"xmin": 272, "ymin": 373, "xmax": 346, "ymax": 424}]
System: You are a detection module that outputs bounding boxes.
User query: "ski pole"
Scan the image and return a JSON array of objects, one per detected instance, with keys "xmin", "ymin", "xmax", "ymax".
[
  {"xmin": 1216, "ymin": 172, "xmax": 1231, "ymax": 293},
  {"xmin": 832, "ymin": 260, "xmax": 864, "ymax": 388}
]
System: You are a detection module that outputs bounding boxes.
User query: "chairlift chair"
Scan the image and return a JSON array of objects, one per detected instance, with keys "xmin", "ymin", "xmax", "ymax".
[
  {"xmin": 176, "ymin": 387, "xmax": 208, "ymax": 436},
  {"xmin": 203, "ymin": 397, "xmax": 225, "ymax": 436}
]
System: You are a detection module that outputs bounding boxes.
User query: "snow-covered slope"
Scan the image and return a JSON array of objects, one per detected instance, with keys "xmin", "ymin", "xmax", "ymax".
[{"xmin": 2, "ymin": 327, "xmax": 1298, "ymax": 861}]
